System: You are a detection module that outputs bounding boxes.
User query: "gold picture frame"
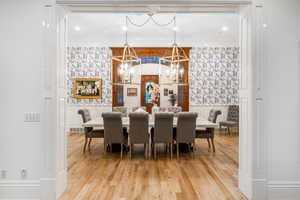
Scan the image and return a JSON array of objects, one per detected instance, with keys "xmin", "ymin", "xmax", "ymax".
[{"xmin": 73, "ymin": 78, "xmax": 102, "ymax": 99}]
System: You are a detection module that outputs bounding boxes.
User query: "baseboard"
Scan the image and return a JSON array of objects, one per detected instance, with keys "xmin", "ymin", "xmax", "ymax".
[
  {"xmin": 40, "ymin": 178, "xmax": 56, "ymax": 200},
  {"xmin": 239, "ymin": 170, "xmax": 252, "ymax": 199},
  {"xmin": 56, "ymin": 169, "xmax": 67, "ymax": 199},
  {"xmin": 252, "ymin": 179, "xmax": 267, "ymax": 200},
  {"xmin": 0, "ymin": 180, "xmax": 40, "ymax": 200},
  {"xmin": 268, "ymin": 181, "xmax": 300, "ymax": 200}
]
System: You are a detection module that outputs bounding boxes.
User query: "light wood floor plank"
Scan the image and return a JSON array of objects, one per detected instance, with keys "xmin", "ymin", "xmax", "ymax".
[{"xmin": 60, "ymin": 131, "xmax": 246, "ymax": 200}]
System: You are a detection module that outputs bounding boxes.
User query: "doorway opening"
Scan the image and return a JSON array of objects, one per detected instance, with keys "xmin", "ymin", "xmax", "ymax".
[{"xmin": 51, "ymin": 3, "xmax": 253, "ymax": 200}]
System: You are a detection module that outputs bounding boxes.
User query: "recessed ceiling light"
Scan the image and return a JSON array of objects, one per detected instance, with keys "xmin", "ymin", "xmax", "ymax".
[
  {"xmin": 122, "ymin": 26, "xmax": 128, "ymax": 31},
  {"xmin": 221, "ymin": 26, "xmax": 229, "ymax": 32},
  {"xmin": 172, "ymin": 26, "xmax": 179, "ymax": 31},
  {"xmin": 262, "ymin": 23, "xmax": 268, "ymax": 28},
  {"xmin": 74, "ymin": 26, "xmax": 81, "ymax": 31}
]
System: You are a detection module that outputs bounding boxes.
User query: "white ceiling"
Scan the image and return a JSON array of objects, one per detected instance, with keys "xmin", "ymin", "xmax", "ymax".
[{"xmin": 68, "ymin": 13, "xmax": 240, "ymax": 47}]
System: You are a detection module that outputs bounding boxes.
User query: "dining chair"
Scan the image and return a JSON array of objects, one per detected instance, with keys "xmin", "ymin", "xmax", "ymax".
[
  {"xmin": 152, "ymin": 112, "xmax": 174, "ymax": 159},
  {"xmin": 78, "ymin": 109, "xmax": 104, "ymax": 153},
  {"xmin": 102, "ymin": 112, "xmax": 128, "ymax": 159},
  {"xmin": 112, "ymin": 106, "xmax": 128, "ymax": 117},
  {"xmin": 132, "ymin": 106, "xmax": 147, "ymax": 112},
  {"xmin": 175, "ymin": 112, "xmax": 198, "ymax": 159},
  {"xmin": 219, "ymin": 105, "xmax": 239, "ymax": 135},
  {"xmin": 128, "ymin": 112, "xmax": 149, "ymax": 159},
  {"xmin": 195, "ymin": 109, "xmax": 222, "ymax": 152},
  {"xmin": 167, "ymin": 106, "xmax": 182, "ymax": 116}
]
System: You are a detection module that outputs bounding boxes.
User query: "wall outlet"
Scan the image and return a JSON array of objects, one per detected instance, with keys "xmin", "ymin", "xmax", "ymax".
[
  {"xmin": 24, "ymin": 112, "xmax": 40, "ymax": 122},
  {"xmin": 1, "ymin": 170, "xmax": 6, "ymax": 179},
  {"xmin": 21, "ymin": 169, "xmax": 27, "ymax": 179}
]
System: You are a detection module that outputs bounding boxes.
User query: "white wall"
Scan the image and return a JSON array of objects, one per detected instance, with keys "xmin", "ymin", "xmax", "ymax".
[
  {"xmin": 0, "ymin": 0, "xmax": 44, "ymax": 199},
  {"xmin": 259, "ymin": 0, "xmax": 300, "ymax": 198}
]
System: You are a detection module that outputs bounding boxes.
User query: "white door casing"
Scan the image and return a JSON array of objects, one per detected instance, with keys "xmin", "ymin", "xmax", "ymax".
[
  {"xmin": 238, "ymin": 4, "xmax": 254, "ymax": 198},
  {"xmin": 42, "ymin": 2, "xmax": 68, "ymax": 199},
  {"xmin": 47, "ymin": 1, "xmax": 257, "ymax": 199}
]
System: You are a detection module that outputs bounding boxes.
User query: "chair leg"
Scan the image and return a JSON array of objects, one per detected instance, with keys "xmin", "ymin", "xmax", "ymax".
[
  {"xmin": 170, "ymin": 142, "xmax": 173, "ymax": 160},
  {"xmin": 211, "ymin": 138, "xmax": 216, "ymax": 152},
  {"xmin": 193, "ymin": 142, "xmax": 196, "ymax": 159},
  {"xmin": 154, "ymin": 143, "xmax": 156, "ymax": 160},
  {"xmin": 207, "ymin": 138, "xmax": 211, "ymax": 150},
  {"xmin": 83, "ymin": 137, "xmax": 88, "ymax": 153},
  {"xmin": 176, "ymin": 143, "xmax": 179, "ymax": 159},
  {"xmin": 144, "ymin": 143, "xmax": 147, "ymax": 159},
  {"xmin": 120, "ymin": 143, "xmax": 123, "ymax": 159},
  {"xmin": 130, "ymin": 144, "xmax": 132, "ymax": 159},
  {"xmin": 227, "ymin": 127, "xmax": 231, "ymax": 135},
  {"xmin": 88, "ymin": 138, "xmax": 92, "ymax": 152}
]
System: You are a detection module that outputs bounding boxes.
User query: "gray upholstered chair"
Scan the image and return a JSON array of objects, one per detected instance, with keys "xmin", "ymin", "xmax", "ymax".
[
  {"xmin": 196, "ymin": 109, "xmax": 222, "ymax": 152},
  {"xmin": 175, "ymin": 112, "xmax": 198, "ymax": 158},
  {"xmin": 102, "ymin": 112, "xmax": 127, "ymax": 159},
  {"xmin": 152, "ymin": 112, "xmax": 174, "ymax": 159},
  {"xmin": 78, "ymin": 109, "xmax": 104, "ymax": 153},
  {"xmin": 219, "ymin": 105, "xmax": 239, "ymax": 135},
  {"xmin": 128, "ymin": 112, "xmax": 149, "ymax": 159},
  {"xmin": 112, "ymin": 106, "xmax": 128, "ymax": 117},
  {"xmin": 132, "ymin": 106, "xmax": 147, "ymax": 112},
  {"xmin": 167, "ymin": 106, "xmax": 182, "ymax": 116}
]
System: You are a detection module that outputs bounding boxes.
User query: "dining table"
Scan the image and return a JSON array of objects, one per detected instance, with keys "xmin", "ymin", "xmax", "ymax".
[
  {"xmin": 82, "ymin": 116, "xmax": 218, "ymax": 129},
  {"xmin": 82, "ymin": 116, "xmax": 218, "ymax": 156}
]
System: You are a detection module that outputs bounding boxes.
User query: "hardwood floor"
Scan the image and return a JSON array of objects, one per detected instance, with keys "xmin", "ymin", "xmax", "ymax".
[{"xmin": 60, "ymin": 131, "xmax": 246, "ymax": 200}]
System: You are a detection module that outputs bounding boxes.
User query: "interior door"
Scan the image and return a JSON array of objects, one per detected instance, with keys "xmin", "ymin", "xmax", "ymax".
[{"xmin": 141, "ymin": 75, "xmax": 160, "ymax": 113}]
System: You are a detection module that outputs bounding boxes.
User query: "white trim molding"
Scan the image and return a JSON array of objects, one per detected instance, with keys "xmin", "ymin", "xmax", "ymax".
[
  {"xmin": 268, "ymin": 181, "xmax": 300, "ymax": 200},
  {"xmin": 0, "ymin": 181, "xmax": 40, "ymax": 200}
]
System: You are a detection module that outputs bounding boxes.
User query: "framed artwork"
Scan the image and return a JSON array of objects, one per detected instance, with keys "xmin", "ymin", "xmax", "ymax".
[
  {"xmin": 73, "ymin": 78, "xmax": 102, "ymax": 99},
  {"xmin": 127, "ymin": 88, "xmax": 137, "ymax": 96},
  {"xmin": 169, "ymin": 90, "xmax": 174, "ymax": 95},
  {"xmin": 164, "ymin": 88, "xmax": 169, "ymax": 96}
]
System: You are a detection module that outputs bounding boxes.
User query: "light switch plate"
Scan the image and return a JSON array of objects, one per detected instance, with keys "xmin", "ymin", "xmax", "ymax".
[{"xmin": 24, "ymin": 112, "xmax": 40, "ymax": 122}]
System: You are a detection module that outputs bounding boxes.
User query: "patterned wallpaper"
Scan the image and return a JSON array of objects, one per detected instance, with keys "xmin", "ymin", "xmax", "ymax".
[
  {"xmin": 190, "ymin": 47, "xmax": 239, "ymax": 105},
  {"xmin": 66, "ymin": 47, "xmax": 112, "ymax": 104}
]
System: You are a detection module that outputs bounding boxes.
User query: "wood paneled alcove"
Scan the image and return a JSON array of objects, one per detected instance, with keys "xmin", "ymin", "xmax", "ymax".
[{"xmin": 111, "ymin": 47, "xmax": 191, "ymax": 111}]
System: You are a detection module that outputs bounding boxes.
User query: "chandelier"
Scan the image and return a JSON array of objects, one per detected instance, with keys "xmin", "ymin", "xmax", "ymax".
[
  {"xmin": 160, "ymin": 17, "xmax": 189, "ymax": 85},
  {"xmin": 112, "ymin": 18, "xmax": 141, "ymax": 85},
  {"xmin": 112, "ymin": 14, "xmax": 189, "ymax": 85}
]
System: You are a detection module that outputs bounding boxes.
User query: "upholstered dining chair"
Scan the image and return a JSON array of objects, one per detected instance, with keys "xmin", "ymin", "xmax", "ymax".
[
  {"xmin": 132, "ymin": 106, "xmax": 147, "ymax": 112},
  {"xmin": 78, "ymin": 109, "xmax": 104, "ymax": 153},
  {"xmin": 102, "ymin": 112, "xmax": 127, "ymax": 159},
  {"xmin": 175, "ymin": 112, "xmax": 198, "ymax": 159},
  {"xmin": 219, "ymin": 105, "xmax": 239, "ymax": 135},
  {"xmin": 195, "ymin": 109, "xmax": 222, "ymax": 152},
  {"xmin": 152, "ymin": 112, "xmax": 174, "ymax": 159},
  {"xmin": 167, "ymin": 106, "xmax": 182, "ymax": 116},
  {"xmin": 112, "ymin": 106, "xmax": 128, "ymax": 117},
  {"xmin": 128, "ymin": 112, "xmax": 149, "ymax": 159}
]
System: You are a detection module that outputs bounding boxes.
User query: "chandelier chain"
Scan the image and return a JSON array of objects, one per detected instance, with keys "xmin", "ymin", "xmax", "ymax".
[{"xmin": 126, "ymin": 15, "xmax": 176, "ymax": 27}]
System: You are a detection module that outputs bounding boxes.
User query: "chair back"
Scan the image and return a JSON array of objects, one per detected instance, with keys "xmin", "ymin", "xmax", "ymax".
[
  {"xmin": 112, "ymin": 106, "xmax": 128, "ymax": 117},
  {"xmin": 176, "ymin": 112, "xmax": 198, "ymax": 143},
  {"xmin": 154, "ymin": 112, "xmax": 174, "ymax": 143},
  {"xmin": 227, "ymin": 105, "xmax": 239, "ymax": 122},
  {"xmin": 129, "ymin": 112, "xmax": 149, "ymax": 144},
  {"xmin": 208, "ymin": 109, "xmax": 222, "ymax": 123},
  {"xmin": 132, "ymin": 106, "xmax": 147, "ymax": 112},
  {"xmin": 167, "ymin": 106, "xmax": 182, "ymax": 114},
  {"xmin": 102, "ymin": 112, "xmax": 123, "ymax": 143},
  {"xmin": 78, "ymin": 109, "xmax": 92, "ymax": 123},
  {"xmin": 78, "ymin": 109, "xmax": 93, "ymax": 133}
]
